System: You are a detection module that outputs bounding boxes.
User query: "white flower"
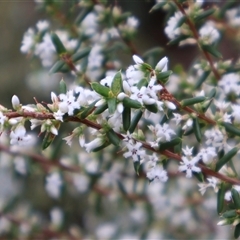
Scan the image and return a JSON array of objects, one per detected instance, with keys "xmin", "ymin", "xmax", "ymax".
[
  {"xmin": 146, "ymin": 165, "xmax": 168, "ymax": 183},
  {"xmin": 84, "ymin": 137, "xmax": 104, "ymax": 153},
  {"xmin": 165, "ymin": 11, "xmax": 183, "ymax": 40},
  {"xmin": 34, "ymin": 33, "xmax": 56, "ymax": 67},
  {"xmin": 226, "ymin": 7, "xmax": 240, "ymax": 27},
  {"xmin": 179, "ymin": 156, "xmax": 201, "ymax": 178},
  {"xmin": 204, "ymin": 128, "xmax": 224, "ymax": 149},
  {"xmin": 198, "ymin": 177, "xmax": 218, "ymax": 195},
  {"xmin": 59, "ymin": 90, "xmax": 80, "ymax": 116},
  {"xmin": 50, "ymin": 207, "xmax": 63, "ymax": 227},
  {"xmin": 232, "ymin": 105, "xmax": 240, "ymax": 123},
  {"xmin": 218, "ymin": 73, "xmax": 240, "ymax": 95},
  {"xmin": 199, "ymin": 21, "xmax": 220, "ymax": 45},
  {"xmin": 182, "ymin": 118, "xmax": 193, "ymax": 131},
  {"xmin": 72, "ymin": 174, "xmax": 89, "ymax": 193},
  {"xmin": 0, "ymin": 112, "xmax": 7, "ymax": 126},
  {"xmin": 197, "ymin": 147, "xmax": 216, "ymax": 164},
  {"xmin": 36, "ymin": 20, "xmax": 49, "ymax": 32},
  {"xmin": 172, "ymin": 113, "xmax": 182, "ymax": 125},
  {"xmin": 123, "ymin": 142, "xmax": 146, "ymax": 162},
  {"xmin": 45, "ymin": 172, "xmax": 62, "ymax": 199},
  {"xmin": 126, "ymin": 65, "xmax": 144, "ymax": 86},
  {"xmin": 14, "ymin": 156, "xmax": 27, "ymax": 175},
  {"xmin": 10, "ymin": 125, "xmax": 32, "ymax": 146},
  {"xmin": 20, "ymin": 28, "xmax": 35, "ymax": 53},
  {"xmin": 154, "ymin": 123, "xmax": 176, "ymax": 142},
  {"xmin": 182, "ymin": 146, "xmax": 193, "ymax": 156}
]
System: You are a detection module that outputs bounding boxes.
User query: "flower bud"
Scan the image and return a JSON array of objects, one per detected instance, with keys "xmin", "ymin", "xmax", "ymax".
[
  {"xmin": 155, "ymin": 57, "xmax": 168, "ymax": 72},
  {"xmin": 12, "ymin": 95, "xmax": 20, "ymax": 110},
  {"xmin": 133, "ymin": 55, "xmax": 143, "ymax": 64}
]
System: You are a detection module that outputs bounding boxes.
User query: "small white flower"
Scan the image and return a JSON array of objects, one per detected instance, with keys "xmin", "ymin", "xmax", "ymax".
[
  {"xmin": 198, "ymin": 147, "xmax": 216, "ymax": 164},
  {"xmin": 165, "ymin": 11, "xmax": 183, "ymax": 40},
  {"xmin": 133, "ymin": 55, "xmax": 144, "ymax": 65},
  {"xmin": 182, "ymin": 146, "xmax": 193, "ymax": 156},
  {"xmin": 179, "ymin": 156, "xmax": 201, "ymax": 178},
  {"xmin": 50, "ymin": 207, "xmax": 63, "ymax": 227},
  {"xmin": 0, "ymin": 112, "xmax": 7, "ymax": 126},
  {"xmin": 123, "ymin": 142, "xmax": 146, "ymax": 162},
  {"xmin": 199, "ymin": 21, "xmax": 220, "ymax": 45},
  {"xmin": 45, "ymin": 172, "xmax": 62, "ymax": 199},
  {"xmin": 10, "ymin": 125, "xmax": 31, "ymax": 146},
  {"xmin": 84, "ymin": 137, "xmax": 104, "ymax": 153},
  {"xmin": 36, "ymin": 20, "xmax": 49, "ymax": 32},
  {"xmin": 146, "ymin": 165, "xmax": 168, "ymax": 183}
]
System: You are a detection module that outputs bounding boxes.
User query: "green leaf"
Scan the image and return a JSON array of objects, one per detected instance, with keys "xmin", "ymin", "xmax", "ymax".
[
  {"xmin": 207, "ymin": 88, "xmax": 217, "ymax": 99},
  {"xmin": 111, "ymin": 71, "xmax": 122, "ymax": 96},
  {"xmin": 223, "ymin": 122, "xmax": 240, "ymax": 137},
  {"xmin": 49, "ymin": 59, "xmax": 66, "ymax": 74},
  {"xmin": 232, "ymin": 188, "xmax": 240, "ymax": 209},
  {"xmin": 234, "ymin": 223, "xmax": 240, "ymax": 239},
  {"xmin": 145, "ymin": 103, "xmax": 158, "ymax": 113},
  {"xmin": 134, "ymin": 161, "xmax": 141, "ymax": 175},
  {"xmin": 156, "ymin": 70, "xmax": 173, "ymax": 83},
  {"xmin": 42, "ymin": 132, "xmax": 56, "ymax": 150},
  {"xmin": 122, "ymin": 98, "xmax": 142, "ymax": 109},
  {"xmin": 159, "ymin": 138, "xmax": 181, "ymax": 151},
  {"xmin": 129, "ymin": 110, "xmax": 143, "ymax": 133},
  {"xmin": 194, "ymin": 8, "xmax": 215, "ymax": 22},
  {"xmin": 92, "ymin": 141, "xmax": 110, "ymax": 152},
  {"xmin": 181, "ymin": 96, "xmax": 206, "ymax": 107},
  {"xmin": 149, "ymin": 2, "xmax": 166, "ymax": 13},
  {"xmin": 122, "ymin": 107, "xmax": 131, "ymax": 131},
  {"xmin": 94, "ymin": 102, "xmax": 108, "ymax": 115},
  {"xmin": 193, "ymin": 118, "xmax": 202, "ymax": 142},
  {"xmin": 201, "ymin": 44, "xmax": 222, "ymax": 58},
  {"xmin": 106, "ymin": 129, "xmax": 120, "ymax": 146},
  {"xmin": 222, "ymin": 209, "xmax": 237, "ymax": 218},
  {"xmin": 193, "ymin": 171, "xmax": 204, "ymax": 182},
  {"xmin": 136, "ymin": 78, "xmax": 148, "ymax": 89},
  {"xmin": 215, "ymin": 147, "xmax": 238, "ymax": 172},
  {"xmin": 75, "ymin": 6, "xmax": 94, "ymax": 24},
  {"xmin": 50, "ymin": 32, "xmax": 67, "ymax": 55},
  {"xmin": 168, "ymin": 35, "xmax": 188, "ymax": 46},
  {"xmin": 71, "ymin": 47, "xmax": 91, "ymax": 62},
  {"xmin": 195, "ymin": 70, "xmax": 211, "ymax": 89},
  {"xmin": 91, "ymin": 82, "xmax": 110, "ymax": 98},
  {"xmin": 59, "ymin": 79, "xmax": 67, "ymax": 94},
  {"xmin": 217, "ymin": 183, "xmax": 225, "ymax": 214},
  {"xmin": 80, "ymin": 101, "xmax": 97, "ymax": 119},
  {"xmin": 107, "ymin": 98, "xmax": 117, "ymax": 114}
]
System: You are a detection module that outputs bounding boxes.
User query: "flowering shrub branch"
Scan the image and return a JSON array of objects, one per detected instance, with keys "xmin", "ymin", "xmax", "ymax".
[{"xmin": 1, "ymin": 0, "xmax": 240, "ymax": 238}]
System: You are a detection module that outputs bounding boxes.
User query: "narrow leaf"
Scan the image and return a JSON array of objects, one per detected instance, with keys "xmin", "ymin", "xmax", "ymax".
[
  {"xmin": 217, "ymin": 183, "xmax": 225, "ymax": 214},
  {"xmin": 122, "ymin": 107, "xmax": 131, "ymax": 131},
  {"xmin": 215, "ymin": 147, "xmax": 238, "ymax": 172},
  {"xmin": 111, "ymin": 71, "xmax": 122, "ymax": 96},
  {"xmin": 234, "ymin": 223, "xmax": 240, "ymax": 239},
  {"xmin": 107, "ymin": 98, "xmax": 117, "ymax": 114},
  {"xmin": 194, "ymin": 8, "xmax": 215, "ymax": 22},
  {"xmin": 181, "ymin": 96, "xmax": 206, "ymax": 107},
  {"xmin": 223, "ymin": 122, "xmax": 240, "ymax": 137},
  {"xmin": 231, "ymin": 188, "xmax": 240, "ymax": 209},
  {"xmin": 50, "ymin": 32, "xmax": 67, "ymax": 55},
  {"xmin": 193, "ymin": 118, "xmax": 202, "ymax": 142},
  {"xmin": 106, "ymin": 129, "xmax": 120, "ymax": 146},
  {"xmin": 91, "ymin": 82, "xmax": 110, "ymax": 97},
  {"xmin": 59, "ymin": 79, "xmax": 67, "ymax": 94},
  {"xmin": 145, "ymin": 103, "xmax": 158, "ymax": 113},
  {"xmin": 129, "ymin": 110, "xmax": 143, "ymax": 133},
  {"xmin": 201, "ymin": 44, "xmax": 222, "ymax": 58},
  {"xmin": 94, "ymin": 102, "xmax": 108, "ymax": 115},
  {"xmin": 123, "ymin": 98, "xmax": 142, "ymax": 109}
]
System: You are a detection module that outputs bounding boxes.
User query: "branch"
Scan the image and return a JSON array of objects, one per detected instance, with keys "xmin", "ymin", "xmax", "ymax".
[
  {"xmin": 4, "ymin": 110, "xmax": 240, "ymax": 185},
  {"xmin": 173, "ymin": 0, "xmax": 221, "ymax": 80}
]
